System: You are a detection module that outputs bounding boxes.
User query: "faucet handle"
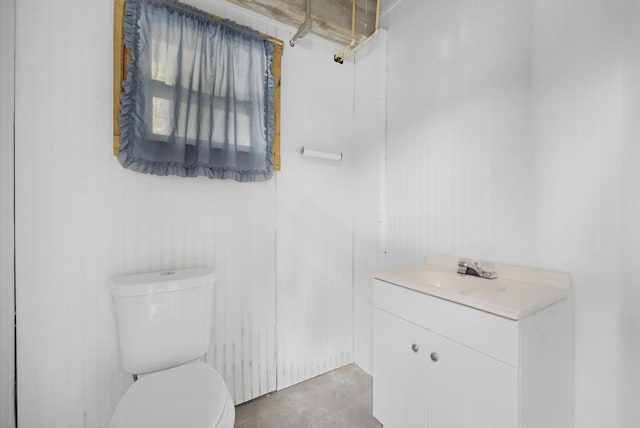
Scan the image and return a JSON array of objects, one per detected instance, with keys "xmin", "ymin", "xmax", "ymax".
[
  {"xmin": 458, "ymin": 259, "xmax": 473, "ymax": 267},
  {"xmin": 457, "ymin": 258, "xmax": 471, "ymax": 275}
]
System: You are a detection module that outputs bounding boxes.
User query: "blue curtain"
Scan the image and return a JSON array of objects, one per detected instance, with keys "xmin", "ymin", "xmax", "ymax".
[{"xmin": 119, "ymin": 0, "xmax": 276, "ymax": 181}]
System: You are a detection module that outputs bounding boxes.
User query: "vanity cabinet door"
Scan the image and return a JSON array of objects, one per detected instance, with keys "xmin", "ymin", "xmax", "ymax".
[
  {"xmin": 427, "ymin": 332, "xmax": 518, "ymax": 428},
  {"xmin": 373, "ymin": 308, "xmax": 427, "ymax": 428}
]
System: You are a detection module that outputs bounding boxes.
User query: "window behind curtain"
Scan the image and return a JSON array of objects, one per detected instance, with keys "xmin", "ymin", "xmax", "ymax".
[{"xmin": 114, "ymin": 0, "xmax": 281, "ymax": 182}]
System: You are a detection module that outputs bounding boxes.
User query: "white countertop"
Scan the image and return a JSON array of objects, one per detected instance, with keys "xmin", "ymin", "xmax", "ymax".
[{"xmin": 374, "ymin": 255, "xmax": 570, "ymax": 320}]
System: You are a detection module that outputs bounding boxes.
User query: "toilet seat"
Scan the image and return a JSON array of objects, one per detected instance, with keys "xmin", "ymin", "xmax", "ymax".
[{"xmin": 109, "ymin": 362, "xmax": 235, "ymax": 428}]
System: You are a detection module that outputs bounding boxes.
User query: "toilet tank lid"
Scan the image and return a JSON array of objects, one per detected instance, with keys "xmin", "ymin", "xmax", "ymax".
[{"xmin": 110, "ymin": 267, "xmax": 216, "ymax": 297}]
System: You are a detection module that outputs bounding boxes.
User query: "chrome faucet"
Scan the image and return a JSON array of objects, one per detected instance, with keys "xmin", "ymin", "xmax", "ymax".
[{"xmin": 457, "ymin": 259, "xmax": 498, "ymax": 279}]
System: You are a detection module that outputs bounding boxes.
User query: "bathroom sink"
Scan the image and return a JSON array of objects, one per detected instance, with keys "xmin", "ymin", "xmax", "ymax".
[
  {"xmin": 374, "ymin": 254, "xmax": 571, "ymax": 320},
  {"xmin": 411, "ymin": 270, "xmax": 506, "ymax": 295}
]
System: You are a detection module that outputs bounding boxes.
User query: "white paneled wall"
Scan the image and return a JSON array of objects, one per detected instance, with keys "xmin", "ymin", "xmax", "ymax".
[
  {"xmin": 385, "ymin": 0, "xmax": 536, "ymax": 270},
  {"xmin": 353, "ymin": 33, "xmax": 387, "ymax": 375},
  {"xmin": 384, "ymin": 0, "xmax": 640, "ymax": 427},
  {"xmin": 531, "ymin": 1, "xmax": 640, "ymax": 426},
  {"xmin": 276, "ymin": 38, "xmax": 355, "ymax": 389},
  {"xmin": 1, "ymin": 0, "xmax": 15, "ymax": 427},
  {"xmin": 14, "ymin": 1, "xmax": 356, "ymax": 427}
]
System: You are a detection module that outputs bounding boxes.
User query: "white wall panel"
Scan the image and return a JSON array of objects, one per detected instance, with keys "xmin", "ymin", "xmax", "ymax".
[
  {"xmin": 531, "ymin": 1, "xmax": 640, "ymax": 426},
  {"xmin": 384, "ymin": 0, "xmax": 640, "ymax": 427},
  {"xmin": 275, "ymin": 38, "xmax": 355, "ymax": 390},
  {"xmin": 0, "ymin": 0, "xmax": 15, "ymax": 427},
  {"xmin": 14, "ymin": 1, "xmax": 356, "ymax": 427},
  {"xmin": 619, "ymin": 4, "xmax": 640, "ymax": 423},
  {"xmin": 385, "ymin": 0, "xmax": 536, "ymax": 270},
  {"xmin": 353, "ymin": 33, "xmax": 387, "ymax": 375}
]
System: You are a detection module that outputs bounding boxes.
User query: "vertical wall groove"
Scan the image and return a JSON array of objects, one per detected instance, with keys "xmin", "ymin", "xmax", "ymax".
[{"xmin": 1, "ymin": 0, "xmax": 16, "ymax": 427}]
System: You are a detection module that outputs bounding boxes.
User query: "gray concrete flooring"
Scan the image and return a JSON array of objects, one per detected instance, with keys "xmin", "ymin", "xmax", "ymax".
[{"xmin": 234, "ymin": 364, "xmax": 382, "ymax": 428}]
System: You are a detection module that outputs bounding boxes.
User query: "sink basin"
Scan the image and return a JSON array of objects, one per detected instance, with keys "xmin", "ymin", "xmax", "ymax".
[
  {"xmin": 410, "ymin": 270, "xmax": 506, "ymax": 295},
  {"xmin": 374, "ymin": 255, "xmax": 571, "ymax": 319}
]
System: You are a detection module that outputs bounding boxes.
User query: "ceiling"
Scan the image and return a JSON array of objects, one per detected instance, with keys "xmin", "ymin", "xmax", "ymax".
[{"xmin": 223, "ymin": 0, "xmax": 383, "ymax": 46}]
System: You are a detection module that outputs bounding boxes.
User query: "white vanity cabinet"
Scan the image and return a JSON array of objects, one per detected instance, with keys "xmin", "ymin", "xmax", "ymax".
[
  {"xmin": 426, "ymin": 331, "xmax": 517, "ymax": 428},
  {"xmin": 373, "ymin": 306, "xmax": 518, "ymax": 428},
  {"xmin": 372, "ymin": 260, "xmax": 573, "ymax": 428},
  {"xmin": 373, "ymin": 308, "xmax": 429, "ymax": 428}
]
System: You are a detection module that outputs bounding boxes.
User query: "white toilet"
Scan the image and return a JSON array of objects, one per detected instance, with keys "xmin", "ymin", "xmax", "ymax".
[{"xmin": 109, "ymin": 267, "xmax": 235, "ymax": 428}]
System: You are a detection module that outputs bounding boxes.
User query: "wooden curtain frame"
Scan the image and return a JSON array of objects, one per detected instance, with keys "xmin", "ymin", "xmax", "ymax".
[{"xmin": 113, "ymin": 0, "xmax": 283, "ymax": 171}]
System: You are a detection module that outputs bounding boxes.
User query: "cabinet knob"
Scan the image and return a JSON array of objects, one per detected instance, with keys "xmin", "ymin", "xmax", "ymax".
[
  {"xmin": 430, "ymin": 352, "xmax": 439, "ymax": 362},
  {"xmin": 411, "ymin": 344, "xmax": 419, "ymax": 353}
]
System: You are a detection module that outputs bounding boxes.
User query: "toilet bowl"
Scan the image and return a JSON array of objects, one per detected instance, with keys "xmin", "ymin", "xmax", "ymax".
[
  {"xmin": 109, "ymin": 267, "xmax": 234, "ymax": 428},
  {"xmin": 110, "ymin": 362, "xmax": 234, "ymax": 428}
]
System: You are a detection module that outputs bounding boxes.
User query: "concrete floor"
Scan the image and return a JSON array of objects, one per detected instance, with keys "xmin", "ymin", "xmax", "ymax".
[{"xmin": 234, "ymin": 364, "xmax": 382, "ymax": 428}]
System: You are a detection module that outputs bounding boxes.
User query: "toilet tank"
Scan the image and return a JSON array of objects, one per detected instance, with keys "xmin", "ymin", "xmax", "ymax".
[{"xmin": 110, "ymin": 267, "xmax": 215, "ymax": 375}]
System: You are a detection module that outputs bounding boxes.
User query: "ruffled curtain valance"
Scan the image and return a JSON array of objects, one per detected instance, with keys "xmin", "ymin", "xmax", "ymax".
[{"xmin": 118, "ymin": 0, "xmax": 276, "ymax": 181}]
